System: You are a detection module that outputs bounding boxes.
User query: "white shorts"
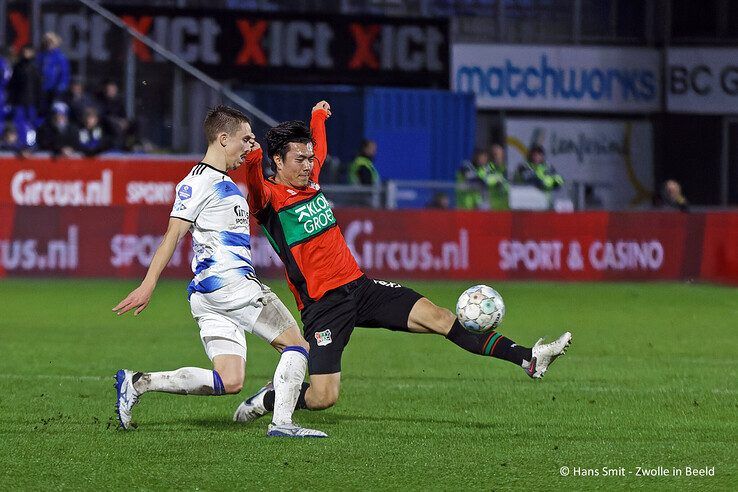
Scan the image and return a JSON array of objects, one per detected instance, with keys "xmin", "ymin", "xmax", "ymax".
[{"xmin": 189, "ymin": 277, "xmax": 296, "ymax": 361}]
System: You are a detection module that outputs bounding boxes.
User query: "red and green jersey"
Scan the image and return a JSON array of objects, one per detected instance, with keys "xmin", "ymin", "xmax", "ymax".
[{"xmin": 243, "ymin": 109, "xmax": 363, "ymax": 310}]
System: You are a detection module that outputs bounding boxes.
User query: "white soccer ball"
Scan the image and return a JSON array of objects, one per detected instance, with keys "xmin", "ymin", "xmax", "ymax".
[{"xmin": 456, "ymin": 285, "xmax": 505, "ymax": 333}]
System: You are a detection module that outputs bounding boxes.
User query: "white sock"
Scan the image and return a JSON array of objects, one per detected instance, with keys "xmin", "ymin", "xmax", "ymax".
[
  {"xmin": 132, "ymin": 367, "xmax": 225, "ymax": 396},
  {"xmin": 271, "ymin": 346, "xmax": 308, "ymax": 426}
]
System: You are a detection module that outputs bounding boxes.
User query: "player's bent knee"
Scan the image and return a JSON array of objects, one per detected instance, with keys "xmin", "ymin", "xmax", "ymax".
[
  {"xmin": 411, "ymin": 298, "xmax": 456, "ymax": 335},
  {"xmin": 271, "ymin": 325, "xmax": 310, "ymax": 353},
  {"xmin": 306, "ymin": 383, "xmax": 339, "ymax": 410},
  {"xmin": 438, "ymin": 307, "xmax": 457, "ymax": 324},
  {"xmin": 309, "ymin": 392, "xmax": 338, "ymax": 410},
  {"xmin": 220, "ymin": 374, "xmax": 244, "ymax": 394}
]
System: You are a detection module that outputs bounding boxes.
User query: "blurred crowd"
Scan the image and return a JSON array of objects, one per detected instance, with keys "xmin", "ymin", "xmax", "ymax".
[
  {"xmin": 453, "ymin": 143, "xmax": 563, "ymax": 211},
  {"xmin": 0, "ymin": 32, "xmax": 144, "ymax": 158},
  {"xmin": 451, "ymin": 144, "xmax": 688, "ymax": 212}
]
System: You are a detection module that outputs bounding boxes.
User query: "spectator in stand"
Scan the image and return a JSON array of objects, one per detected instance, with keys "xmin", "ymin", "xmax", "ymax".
[
  {"xmin": 456, "ymin": 149, "xmax": 489, "ymax": 210},
  {"xmin": 514, "ymin": 144, "xmax": 564, "ymax": 191},
  {"xmin": 584, "ymin": 184, "xmax": 604, "ymax": 209},
  {"xmin": 0, "ymin": 46, "xmax": 13, "ymax": 120},
  {"xmin": 0, "ymin": 122, "xmax": 34, "ymax": 158},
  {"xmin": 64, "ymin": 77, "xmax": 97, "ymax": 125},
  {"xmin": 428, "ymin": 192, "xmax": 451, "ymax": 209},
  {"xmin": 76, "ymin": 106, "xmax": 110, "ymax": 156},
  {"xmin": 37, "ymin": 32, "xmax": 71, "ymax": 114},
  {"xmin": 660, "ymin": 179, "xmax": 690, "ymax": 212},
  {"xmin": 97, "ymin": 79, "xmax": 130, "ymax": 150},
  {"xmin": 486, "ymin": 143, "xmax": 510, "ymax": 210},
  {"xmin": 456, "ymin": 149, "xmax": 508, "ymax": 210},
  {"xmin": 8, "ymin": 45, "xmax": 42, "ymax": 145},
  {"xmin": 348, "ymin": 139, "xmax": 380, "ymax": 207},
  {"xmin": 349, "ymin": 139, "xmax": 380, "ymax": 186},
  {"xmin": 38, "ymin": 101, "xmax": 78, "ymax": 157}
]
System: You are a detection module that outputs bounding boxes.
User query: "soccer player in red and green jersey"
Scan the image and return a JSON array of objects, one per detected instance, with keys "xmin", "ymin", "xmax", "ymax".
[{"xmin": 233, "ymin": 101, "xmax": 571, "ymax": 422}]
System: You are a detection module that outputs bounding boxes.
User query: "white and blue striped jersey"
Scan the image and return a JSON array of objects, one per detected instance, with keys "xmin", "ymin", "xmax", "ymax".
[{"xmin": 170, "ymin": 162, "xmax": 255, "ymax": 297}]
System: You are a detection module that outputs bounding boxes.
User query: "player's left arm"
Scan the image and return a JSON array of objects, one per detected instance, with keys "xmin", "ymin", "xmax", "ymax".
[{"xmin": 309, "ymin": 100, "xmax": 331, "ymax": 183}]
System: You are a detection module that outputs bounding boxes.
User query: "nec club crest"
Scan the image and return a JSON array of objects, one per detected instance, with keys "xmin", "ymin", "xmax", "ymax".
[{"xmin": 315, "ymin": 329, "xmax": 332, "ymax": 346}]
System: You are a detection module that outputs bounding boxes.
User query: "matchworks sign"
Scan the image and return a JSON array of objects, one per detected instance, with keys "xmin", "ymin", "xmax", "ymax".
[{"xmin": 452, "ymin": 44, "xmax": 660, "ymax": 112}]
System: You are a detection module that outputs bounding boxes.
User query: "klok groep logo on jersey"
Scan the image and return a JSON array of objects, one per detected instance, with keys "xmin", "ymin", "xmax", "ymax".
[
  {"xmin": 178, "ymin": 185, "xmax": 192, "ymax": 200},
  {"xmin": 295, "ymin": 193, "xmax": 335, "ymax": 235}
]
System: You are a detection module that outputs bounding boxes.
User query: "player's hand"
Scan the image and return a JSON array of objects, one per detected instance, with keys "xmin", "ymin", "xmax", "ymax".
[
  {"xmin": 246, "ymin": 136, "xmax": 260, "ymax": 154},
  {"xmin": 112, "ymin": 283, "xmax": 154, "ymax": 316},
  {"xmin": 312, "ymin": 100, "xmax": 331, "ymax": 118}
]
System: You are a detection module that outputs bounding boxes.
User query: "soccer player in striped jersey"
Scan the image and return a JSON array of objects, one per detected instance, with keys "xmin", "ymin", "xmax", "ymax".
[
  {"xmin": 112, "ymin": 105, "xmax": 326, "ymax": 437},
  {"xmin": 233, "ymin": 101, "xmax": 571, "ymax": 423}
]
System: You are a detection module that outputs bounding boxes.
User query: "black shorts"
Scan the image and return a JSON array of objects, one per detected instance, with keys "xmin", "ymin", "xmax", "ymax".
[{"xmin": 300, "ymin": 275, "xmax": 423, "ymax": 375}]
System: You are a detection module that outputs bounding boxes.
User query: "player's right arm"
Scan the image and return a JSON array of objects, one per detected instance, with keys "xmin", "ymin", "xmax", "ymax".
[
  {"xmin": 243, "ymin": 142, "xmax": 271, "ymax": 215},
  {"xmin": 112, "ymin": 217, "xmax": 190, "ymax": 316}
]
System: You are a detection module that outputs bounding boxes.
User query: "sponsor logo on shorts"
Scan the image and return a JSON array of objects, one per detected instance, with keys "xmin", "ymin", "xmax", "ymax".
[
  {"xmin": 373, "ymin": 279, "xmax": 402, "ymax": 288},
  {"xmin": 178, "ymin": 185, "xmax": 192, "ymax": 200},
  {"xmin": 315, "ymin": 329, "xmax": 332, "ymax": 346}
]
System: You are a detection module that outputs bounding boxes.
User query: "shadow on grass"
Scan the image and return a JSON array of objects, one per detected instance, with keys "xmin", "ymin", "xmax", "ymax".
[
  {"xmin": 176, "ymin": 412, "xmax": 498, "ymax": 431},
  {"xmin": 325, "ymin": 412, "xmax": 498, "ymax": 429}
]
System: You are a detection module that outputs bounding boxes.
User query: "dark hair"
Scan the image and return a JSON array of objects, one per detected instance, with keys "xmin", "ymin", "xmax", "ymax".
[
  {"xmin": 204, "ymin": 105, "xmax": 251, "ymax": 144},
  {"xmin": 266, "ymin": 120, "xmax": 314, "ymax": 169},
  {"xmin": 472, "ymin": 148, "xmax": 487, "ymax": 159}
]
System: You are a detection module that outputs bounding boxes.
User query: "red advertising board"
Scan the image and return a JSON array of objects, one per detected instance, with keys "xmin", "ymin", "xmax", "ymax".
[
  {"xmin": 0, "ymin": 157, "xmax": 736, "ymax": 285},
  {"xmin": 0, "ymin": 156, "xmax": 249, "ymax": 207}
]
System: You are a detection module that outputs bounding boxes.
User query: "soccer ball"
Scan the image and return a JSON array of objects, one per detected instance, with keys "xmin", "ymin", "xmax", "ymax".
[{"xmin": 456, "ymin": 285, "xmax": 505, "ymax": 333}]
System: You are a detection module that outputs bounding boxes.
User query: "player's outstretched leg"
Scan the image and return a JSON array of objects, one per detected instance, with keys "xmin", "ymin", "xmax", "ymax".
[
  {"xmin": 409, "ymin": 298, "xmax": 572, "ymax": 378},
  {"xmin": 446, "ymin": 321, "xmax": 572, "ymax": 378},
  {"xmin": 114, "ymin": 366, "xmax": 230, "ymax": 430},
  {"xmin": 524, "ymin": 331, "xmax": 572, "ymax": 379},
  {"xmin": 446, "ymin": 319, "xmax": 533, "ymax": 365}
]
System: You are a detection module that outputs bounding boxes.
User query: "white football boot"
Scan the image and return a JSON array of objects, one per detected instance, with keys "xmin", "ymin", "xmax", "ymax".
[
  {"xmin": 523, "ymin": 331, "xmax": 572, "ymax": 379},
  {"xmin": 267, "ymin": 423, "xmax": 328, "ymax": 438},
  {"xmin": 114, "ymin": 369, "xmax": 140, "ymax": 429},
  {"xmin": 233, "ymin": 382, "xmax": 273, "ymax": 423}
]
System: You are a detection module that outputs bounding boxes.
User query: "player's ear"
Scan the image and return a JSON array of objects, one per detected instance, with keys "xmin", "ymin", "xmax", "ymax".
[
  {"xmin": 219, "ymin": 132, "xmax": 228, "ymax": 148},
  {"xmin": 273, "ymin": 154, "xmax": 283, "ymax": 170}
]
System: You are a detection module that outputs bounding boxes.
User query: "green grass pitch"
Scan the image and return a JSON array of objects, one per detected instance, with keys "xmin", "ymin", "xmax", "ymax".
[{"xmin": 0, "ymin": 278, "xmax": 736, "ymax": 490}]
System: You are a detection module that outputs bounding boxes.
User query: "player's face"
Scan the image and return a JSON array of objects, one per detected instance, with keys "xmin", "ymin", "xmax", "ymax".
[
  {"xmin": 225, "ymin": 122, "xmax": 255, "ymax": 171},
  {"xmin": 275, "ymin": 142, "xmax": 315, "ymax": 188}
]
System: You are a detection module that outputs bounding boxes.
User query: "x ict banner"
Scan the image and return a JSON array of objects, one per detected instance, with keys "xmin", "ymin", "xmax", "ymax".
[
  {"xmin": 4, "ymin": 3, "xmax": 448, "ymax": 87},
  {"xmin": 452, "ymin": 44, "xmax": 660, "ymax": 112},
  {"xmin": 667, "ymin": 48, "xmax": 738, "ymax": 114},
  {"xmin": 0, "ymin": 157, "xmax": 736, "ymax": 284}
]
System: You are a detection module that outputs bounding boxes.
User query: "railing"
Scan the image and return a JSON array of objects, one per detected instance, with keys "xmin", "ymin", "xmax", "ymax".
[{"xmin": 323, "ymin": 180, "xmax": 586, "ymax": 211}]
